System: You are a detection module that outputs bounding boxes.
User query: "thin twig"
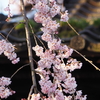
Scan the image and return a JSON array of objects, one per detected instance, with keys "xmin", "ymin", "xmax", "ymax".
[
  {"xmin": 35, "ymin": 33, "xmax": 47, "ymax": 50},
  {"xmin": 67, "ymin": 21, "xmax": 100, "ymax": 71},
  {"xmin": 27, "ymin": 85, "xmax": 34, "ymax": 100},
  {"xmin": 0, "ymin": 33, "xmax": 7, "ymax": 39},
  {"xmin": 73, "ymin": 49, "xmax": 100, "ymax": 71},
  {"xmin": 10, "ymin": 63, "xmax": 29, "ymax": 79},
  {"xmin": 6, "ymin": 22, "xmax": 25, "ymax": 40},
  {"xmin": 28, "ymin": 22, "xmax": 38, "ymax": 45},
  {"xmin": 28, "ymin": 22, "xmax": 47, "ymax": 49},
  {"xmin": 66, "ymin": 21, "xmax": 79, "ymax": 35}
]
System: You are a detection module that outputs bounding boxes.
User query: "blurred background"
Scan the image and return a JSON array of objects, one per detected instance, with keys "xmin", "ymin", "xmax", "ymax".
[{"xmin": 0, "ymin": 0, "xmax": 100, "ymax": 100}]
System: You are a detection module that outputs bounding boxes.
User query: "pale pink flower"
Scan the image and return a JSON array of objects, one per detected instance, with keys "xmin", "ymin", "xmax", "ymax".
[
  {"xmin": 44, "ymin": 98, "xmax": 52, "ymax": 100},
  {"xmin": 4, "ymin": 6, "xmax": 10, "ymax": 11},
  {"xmin": 31, "ymin": 93, "xmax": 40, "ymax": 100},
  {"xmin": 35, "ymin": 68, "xmax": 50, "ymax": 79},
  {"xmin": 0, "ymin": 39, "xmax": 19, "ymax": 64},
  {"xmin": 0, "ymin": 40, "xmax": 6, "ymax": 54},
  {"xmin": 41, "ymin": 33, "xmax": 52, "ymax": 42},
  {"xmin": 39, "ymin": 78, "xmax": 57, "ymax": 94},
  {"xmin": 41, "ymin": 17, "xmax": 60, "ymax": 33},
  {"xmin": 0, "ymin": 77, "xmax": 15, "ymax": 99},
  {"xmin": 34, "ymin": 1, "xmax": 50, "ymax": 14},
  {"xmin": 38, "ymin": 50, "xmax": 55, "ymax": 69},
  {"xmin": 27, "ymin": 0, "xmax": 35, "ymax": 4},
  {"xmin": 66, "ymin": 58, "xmax": 82, "ymax": 71},
  {"xmin": 64, "ymin": 96, "xmax": 72, "ymax": 100},
  {"xmin": 32, "ymin": 0, "xmax": 48, "ymax": 4},
  {"xmin": 0, "ymin": 87, "xmax": 15, "ymax": 99},
  {"xmin": 75, "ymin": 90, "xmax": 87, "ymax": 100},
  {"xmin": 32, "ymin": 45, "xmax": 43, "ymax": 56},
  {"xmin": 55, "ymin": 89, "xmax": 64, "ymax": 100},
  {"xmin": 4, "ymin": 5, "xmax": 13, "ymax": 19},
  {"xmin": 0, "ymin": 77, "xmax": 11, "ymax": 86},
  {"xmin": 48, "ymin": 39, "xmax": 61, "ymax": 51},
  {"xmin": 60, "ymin": 10, "xmax": 69, "ymax": 22},
  {"xmin": 41, "ymin": 26, "xmax": 53, "ymax": 35},
  {"xmin": 4, "ymin": 42, "xmax": 15, "ymax": 52},
  {"xmin": 43, "ymin": 20, "xmax": 60, "ymax": 32},
  {"xmin": 53, "ymin": 63, "xmax": 67, "ymax": 81},
  {"xmin": 50, "ymin": 2, "xmax": 60, "ymax": 17},
  {"xmin": 40, "ymin": 50, "xmax": 55, "ymax": 59},
  {"xmin": 34, "ymin": 12, "xmax": 47, "ymax": 23},
  {"xmin": 4, "ymin": 51, "xmax": 16, "ymax": 60},
  {"xmin": 38, "ymin": 59, "xmax": 52, "ymax": 69},
  {"xmin": 40, "ymin": 0, "xmax": 48, "ymax": 4},
  {"xmin": 12, "ymin": 57, "xmax": 20, "ymax": 64},
  {"xmin": 42, "ymin": 17, "xmax": 51, "ymax": 26},
  {"xmin": 62, "ymin": 73, "xmax": 77, "ymax": 94},
  {"xmin": 49, "ymin": 0, "xmax": 55, "ymax": 2},
  {"xmin": 53, "ymin": 57, "xmax": 61, "ymax": 65},
  {"xmin": 57, "ymin": 45, "xmax": 73, "ymax": 59}
]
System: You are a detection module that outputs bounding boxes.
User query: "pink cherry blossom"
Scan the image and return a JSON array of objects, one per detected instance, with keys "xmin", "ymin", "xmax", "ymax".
[
  {"xmin": 31, "ymin": 93, "xmax": 40, "ymax": 100},
  {"xmin": 60, "ymin": 10, "xmax": 69, "ymax": 22},
  {"xmin": 50, "ymin": 2, "xmax": 60, "ymax": 17},
  {"xmin": 0, "ymin": 77, "xmax": 11, "ymax": 86},
  {"xmin": 53, "ymin": 63, "xmax": 67, "ymax": 81},
  {"xmin": 12, "ymin": 57, "xmax": 20, "ymax": 64},
  {"xmin": 32, "ymin": 45, "xmax": 43, "ymax": 56},
  {"xmin": 0, "ymin": 39, "xmax": 19, "ymax": 64},
  {"xmin": 34, "ymin": 1, "xmax": 50, "ymax": 14},
  {"xmin": 48, "ymin": 39, "xmax": 61, "ymax": 51},
  {"xmin": 43, "ymin": 20, "xmax": 60, "ymax": 32},
  {"xmin": 75, "ymin": 90, "xmax": 87, "ymax": 100},
  {"xmin": 64, "ymin": 96, "xmax": 72, "ymax": 100},
  {"xmin": 62, "ymin": 73, "xmax": 77, "ymax": 94},
  {"xmin": 55, "ymin": 89, "xmax": 64, "ymax": 100},
  {"xmin": 39, "ymin": 77, "xmax": 57, "ymax": 95},
  {"xmin": 0, "ymin": 39, "xmax": 6, "ymax": 55},
  {"xmin": 66, "ymin": 58, "xmax": 82, "ymax": 71},
  {"xmin": 41, "ymin": 33, "xmax": 52, "ymax": 42},
  {"xmin": 0, "ymin": 77, "xmax": 15, "ymax": 99},
  {"xmin": 57, "ymin": 45, "xmax": 73, "ymax": 59},
  {"xmin": 35, "ymin": 68, "xmax": 50, "ymax": 79},
  {"xmin": 4, "ymin": 5, "xmax": 13, "ymax": 20},
  {"xmin": 0, "ymin": 86, "xmax": 15, "ymax": 99},
  {"xmin": 34, "ymin": 12, "xmax": 47, "ymax": 23},
  {"xmin": 36, "ymin": 50, "xmax": 55, "ymax": 69},
  {"xmin": 38, "ymin": 59, "xmax": 52, "ymax": 69}
]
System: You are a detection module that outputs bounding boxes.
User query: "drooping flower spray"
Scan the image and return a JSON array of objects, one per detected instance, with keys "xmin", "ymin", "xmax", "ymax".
[
  {"xmin": 30, "ymin": 0, "xmax": 87, "ymax": 99},
  {"xmin": 0, "ymin": 0, "xmax": 88, "ymax": 99}
]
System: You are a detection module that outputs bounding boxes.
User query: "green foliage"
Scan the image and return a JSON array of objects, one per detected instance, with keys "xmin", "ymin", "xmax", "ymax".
[
  {"xmin": 68, "ymin": 18, "xmax": 89, "ymax": 30},
  {"xmin": 13, "ymin": 19, "xmax": 41, "ymax": 38},
  {"xmin": 93, "ymin": 18, "xmax": 100, "ymax": 27},
  {"xmin": 58, "ymin": 18, "xmax": 89, "ymax": 38},
  {"xmin": 15, "ymin": 22, "xmax": 25, "ymax": 30},
  {"xmin": 15, "ymin": 19, "xmax": 40, "ymax": 32}
]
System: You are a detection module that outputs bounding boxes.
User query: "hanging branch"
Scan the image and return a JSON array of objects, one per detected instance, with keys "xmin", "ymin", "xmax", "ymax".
[{"xmin": 20, "ymin": 0, "xmax": 37, "ymax": 94}]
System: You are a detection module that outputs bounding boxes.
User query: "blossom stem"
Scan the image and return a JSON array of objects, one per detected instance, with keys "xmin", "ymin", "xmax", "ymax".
[
  {"xmin": 73, "ymin": 48, "xmax": 100, "ymax": 71},
  {"xmin": 10, "ymin": 63, "xmax": 29, "ymax": 79},
  {"xmin": 67, "ymin": 21, "xmax": 79, "ymax": 35},
  {"xmin": 20, "ymin": 0, "xmax": 37, "ymax": 93}
]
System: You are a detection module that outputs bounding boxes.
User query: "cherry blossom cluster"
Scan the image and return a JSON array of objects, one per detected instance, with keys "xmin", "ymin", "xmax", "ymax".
[
  {"xmin": 0, "ymin": 39, "xmax": 20, "ymax": 64},
  {"xmin": 0, "ymin": 76, "xmax": 15, "ymax": 99},
  {"xmin": 4, "ymin": 3, "xmax": 13, "ymax": 21},
  {"xmin": 2, "ymin": 0, "xmax": 87, "ymax": 99},
  {"xmin": 30, "ymin": 0, "xmax": 87, "ymax": 100}
]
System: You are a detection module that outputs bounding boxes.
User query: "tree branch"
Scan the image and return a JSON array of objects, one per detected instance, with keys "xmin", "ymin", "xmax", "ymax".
[{"xmin": 20, "ymin": 0, "xmax": 37, "ymax": 94}]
